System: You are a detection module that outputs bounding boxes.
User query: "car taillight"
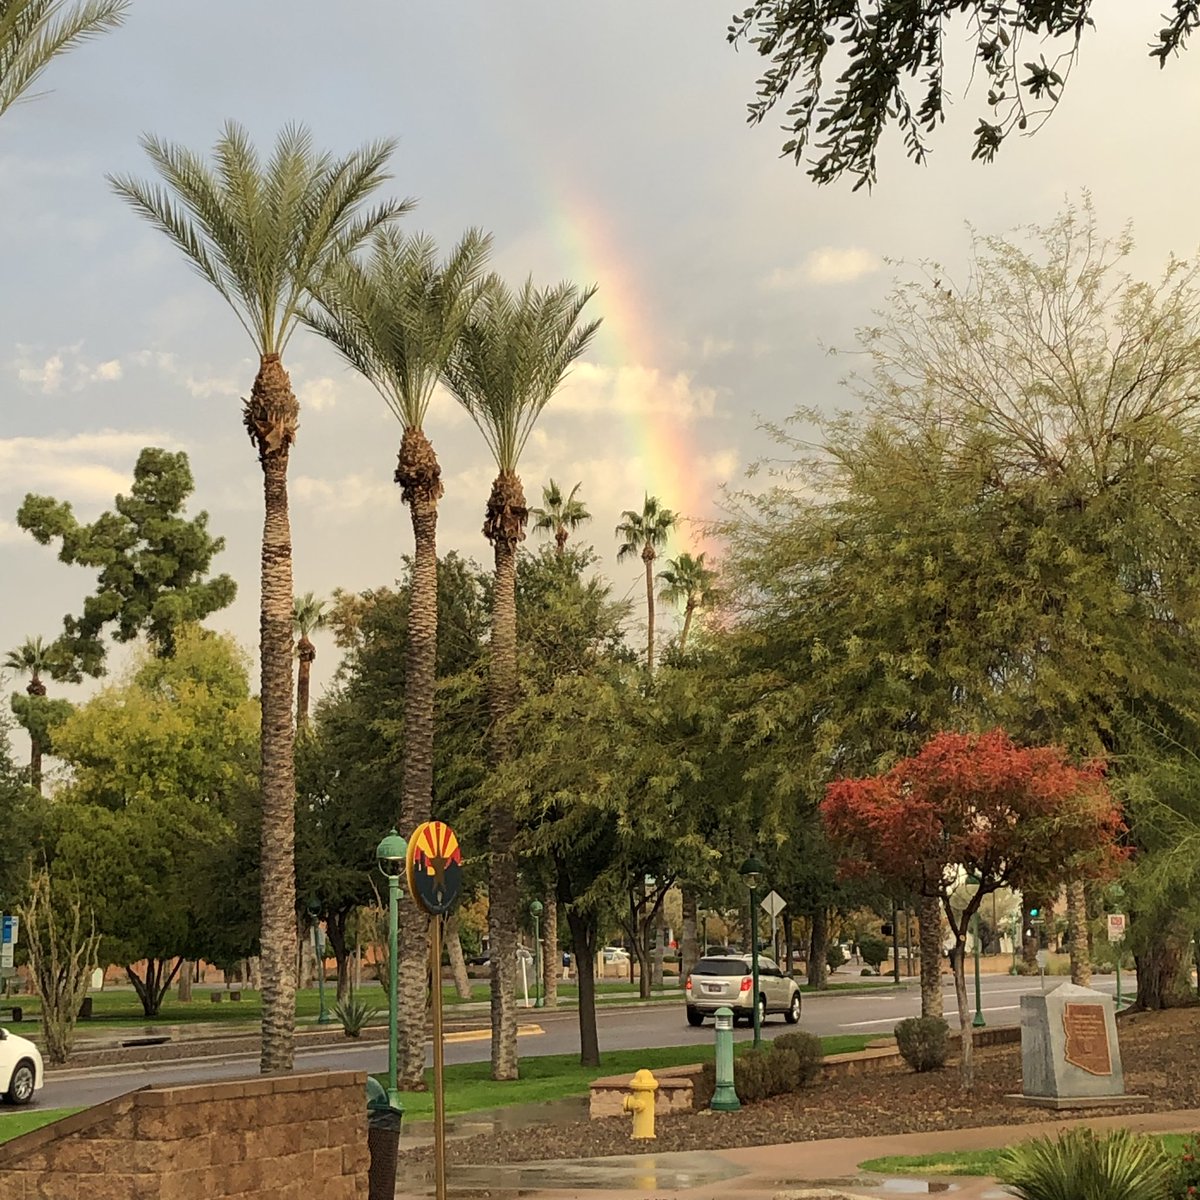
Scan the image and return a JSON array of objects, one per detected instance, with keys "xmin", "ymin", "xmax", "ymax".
[
  {"xmin": 685, "ymin": 975, "xmax": 693, "ymax": 992},
  {"xmin": 739, "ymin": 976, "xmax": 752, "ymax": 992}
]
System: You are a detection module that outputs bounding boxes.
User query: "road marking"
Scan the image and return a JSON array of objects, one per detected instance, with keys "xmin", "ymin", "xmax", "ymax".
[
  {"xmin": 838, "ymin": 1005, "xmax": 1022, "ymax": 1029},
  {"xmin": 444, "ymin": 1024, "xmax": 544, "ymax": 1044}
]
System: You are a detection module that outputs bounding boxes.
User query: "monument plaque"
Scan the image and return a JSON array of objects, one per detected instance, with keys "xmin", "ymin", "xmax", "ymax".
[{"xmin": 1062, "ymin": 1003, "xmax": 1112, "ymax": 1076}]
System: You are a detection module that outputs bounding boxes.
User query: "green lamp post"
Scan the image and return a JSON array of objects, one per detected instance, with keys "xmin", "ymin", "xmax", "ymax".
[
  {"xmin": 739, "ymin": 854, "xmax": 766, "ymax": 1048},
  {"xmin": 376, "ymin": 828, "xmax": 408, "ymax": 1113},
  {"xmin": 529, "ymin": 899, "xmax": 544, "ymax": 1009}
]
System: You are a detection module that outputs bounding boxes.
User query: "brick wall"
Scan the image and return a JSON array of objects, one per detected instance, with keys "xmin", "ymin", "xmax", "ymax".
[{"xmin": 0, "ymin": 1070, "xmax": 369, "ymax": 1200}]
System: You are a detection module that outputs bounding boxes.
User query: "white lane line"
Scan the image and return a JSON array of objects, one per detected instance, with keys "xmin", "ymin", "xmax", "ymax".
[{"xmin": 838, "ymin": 1004, "xmax": 1023, "ymax": 1029}]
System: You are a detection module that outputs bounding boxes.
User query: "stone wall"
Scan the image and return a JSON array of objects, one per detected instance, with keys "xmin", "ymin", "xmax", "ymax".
[{"xmin": 0, "ymin": 1070, "xmax": 369, "ymax": 1200}]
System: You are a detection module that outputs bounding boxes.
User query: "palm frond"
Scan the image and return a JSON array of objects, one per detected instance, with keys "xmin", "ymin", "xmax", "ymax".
[{"xmin": 615, "ymin": 493, "xmax": 677, "ymax": 561}]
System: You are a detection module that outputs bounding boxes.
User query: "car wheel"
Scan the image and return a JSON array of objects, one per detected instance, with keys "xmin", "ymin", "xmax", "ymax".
[
  {"xmin": 686, "ymin": 1006, "xmax": 704, "ymax": 1027},
  {"xmin": 7, "ymin": 1061, "xmax": 35, "ymax": 1106},
  {"xmin": 785, "ymin": 992, "xmax": 801, "ymax": 1024}
]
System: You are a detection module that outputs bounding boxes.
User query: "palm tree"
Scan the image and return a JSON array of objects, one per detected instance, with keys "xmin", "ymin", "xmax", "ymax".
[
  {"xmin": 109, "ymin": 122, "xmax": 403, "ymax": 1074},
  {"xmin": 616, "ymin": 495, "xmax": 677, "ymax": 671},
  {"xmin": 531, "ymin": 480, "xmax": 590, "ymax": 555},
  {"xmin": 4, "ymin": 635, "xmax": 51, "ymax": 792},
  {"xmin": 292, "ymin": 592, "xmax": 328, "ymax": 732},
  {"xmin": 657, "ymin": 551, "xmax": 720, "ymax": 654},
  {"xmin": 305, "ymin": 225, "xmax": 491, "ymax": 1086},
  {"xmin": 443, "ymin": 275, "xmax": 600, "ymax": 1080},
  {"xmin": 0, "ymin": 0, "xmax": 127, "ymax": 120}
]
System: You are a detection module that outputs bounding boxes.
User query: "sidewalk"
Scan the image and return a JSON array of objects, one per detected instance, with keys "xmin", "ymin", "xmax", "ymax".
[{"xmin": 394, "ymin": 1108, "xmax": 1200, "ymax": 1200}]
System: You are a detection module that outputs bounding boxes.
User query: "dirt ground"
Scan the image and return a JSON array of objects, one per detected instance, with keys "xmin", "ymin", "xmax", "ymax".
[{"xmin": 398, "ymin": 1006, "xmax": 1200, "ymax": 1167}]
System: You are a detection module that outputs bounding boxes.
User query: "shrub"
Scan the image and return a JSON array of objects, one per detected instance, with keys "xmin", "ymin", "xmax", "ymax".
[
  {"xmin": 999, "ymin": 1128, "xmax": 1172, "ymax": 1200},
  {"xmin": 333, "ymin": 995, "xmax": 381, "ymax": 1039},
  {"xmin": 772, "ymin": 1031, "xmax": 824, "ymax": 1087},
  {"xmin": 1172, "ymin": 1134, "xmax": 1200, "ymax": 1199},
  {"xmin": 858, "ymin": 935, "xmax": 889, "ymax": 973},
  {"xmin": 732, "ymin": 1047, "xmax": 771, "ymax": 1104},
  {"xmin": 826, "ymin": 943, "xmax": 846, "ymax": 972},
  {"xmin": 860, "ymin": 967, "xmax": 875, "ymax": 976},
  {"xmin": 894, "ymin": 1016, "xmax": 949, "ymax": 1072},
  {"xmin": 694, "ymin": 1061, "xmax": 715, "ymax": 1109}
]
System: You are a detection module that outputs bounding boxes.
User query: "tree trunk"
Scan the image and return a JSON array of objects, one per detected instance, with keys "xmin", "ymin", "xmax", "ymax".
[
  {"xmin": 445, "ymin": 913, "xmax": 473, "ymax": 1001},
  {"xmin": 566, "ymin": 906, "xmax": 600, "ymax": 1067},
  {"xmin": 1066, "ymin": 880, "xmax": 1091, "ymax": 987},
  {"xmin": 326, "ymin": 909, "xmax": 351, "ymax": 1003},
  {"xmin": 295, "ymin": 637, "xmax": 315, "ymax": 731},
  {"xmin": 678, "ymin": 602, "xmax": 695, "ymax": 655},
  {"xmin": 1134, "ymin": 920, "xmax": 1196, "ymax": 1009},
  {"xmin": 642, "ymin": 545, "xmax": 656, "ymax": 671},
  {"xmin": 254, "ymin": 380, "xmax": 299, "ymax": 1073},
  {"xmin": 127, "ymin": 957, "xmax": 183, "ymax": 1018},
  {"xmin": 783, "ymin": 916, "xmax": 794, "ymax": 975},
  {"xmin": 918, "ymin": 894, "xmax": 944, "ymax": 1018},
  {"xmin": 807, "ymin": 907, "xmax": 829, "ymax": 989},
  {"xmin": 177, "ymin": 960, "xmax": 193, "ymax": 1002},
  {"xmin": 395, "ymin": 426, "xmax": 442, "ymax": 1087},
  {"xmin": 951, "ymin": 943, "xmax": 974, "ymax": 1089},
  {"xmin": 484, "ymin": 470, "xmax": 526, "ymax": 1081},
  {"xmin": 652, "ymin": 919, "xmax": 665, "ymax": 988},
  {"xmin": 680, "ymin": 887, "xmax": 699, "ymax": 987},
  {"xmin": 541, "ymin": 890, "xmax": 558, "ymax": 1008},
  {"xmin": 26, "ymin": 676, "xmax": 44, "ymax": 795}
]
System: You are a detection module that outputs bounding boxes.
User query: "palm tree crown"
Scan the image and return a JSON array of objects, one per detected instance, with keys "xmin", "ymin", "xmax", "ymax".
[
  {"xmin": 444, "ymin": 277, "xmax": 600, "ymax": 479},
  {"xmin": 4, "ymin": 634, "xmax": 51, "ymax": 694},
  {"xmin": 292, "ymin": 593, "xmax": 328, "ymax": 644},
  {"xmin": 531, "ymin": 480, "xmax": 591, "ymax": 553},
  {"xmin": 616, "ymin": 495, "xmax": 677, "ymax": 564},
  {"xmin": 658, "ymin": 551, "xmax": 720, "ymax": 653},
  {"xmin": 109, "ymin": 122, "xmax": 405, "ymax": 361},
  {"xmin": 1, "ymin": 0, "xmax": 128, "ymax": 120}
]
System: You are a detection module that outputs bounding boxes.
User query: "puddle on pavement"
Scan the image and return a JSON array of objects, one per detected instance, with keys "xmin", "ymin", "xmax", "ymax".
[{"xmin": 402, "ymin": 1096, "xmax": 589, "ymax": 1148}]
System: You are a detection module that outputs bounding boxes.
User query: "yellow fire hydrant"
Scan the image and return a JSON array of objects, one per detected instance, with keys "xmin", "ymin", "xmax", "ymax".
[{"xmin": 623, "ymin": 1068, "xmax": 659, "ymax": 1140}]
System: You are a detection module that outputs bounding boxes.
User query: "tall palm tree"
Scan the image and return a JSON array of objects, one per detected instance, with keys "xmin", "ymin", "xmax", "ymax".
[
  {"xmin": 4, "ymin": 635, "xmax": 51, "ymax": 792},
  {"xmin": 109, "ymin": 122, "xmax": 403, "ymax": 1074},
  {"xmin": 305, "ymin": 225, "xmax": 491, "ymax": 1087},
  {"xmin": 531, "ymin": 479, "xmax": 590, "ymax": 555},
  {"xmin": 657, "ymin": 551, "xmax": 720, "ymax": 654},
  {"xmin": 616, "ymin": 495, "xmax": 677, "ymax": 671},
  {"xmin": 292, "ymin": 592, "xmax": 328, "ymax": 732},
  {"xmin": 0, "ymin": 0, "xmax": 127, "ymax": 120},
  {"xmin": 443, "ymin": 275, "xmax": 600, "ymax": 1080}
]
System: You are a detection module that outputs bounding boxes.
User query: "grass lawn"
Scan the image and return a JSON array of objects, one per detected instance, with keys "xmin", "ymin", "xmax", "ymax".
[
  {"xmin": 859, "ymin": 1133, "xmax": 1192, "ymax": 1177},
  {"xmin": 385, "ymin": 1034, "xmax": 876, "ymax": 1121},
  {"xmin": 0, "ymin": 1108, "xmax": 83, "ymax": 1145}
]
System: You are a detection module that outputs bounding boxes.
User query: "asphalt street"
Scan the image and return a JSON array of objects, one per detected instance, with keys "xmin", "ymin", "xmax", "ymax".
[{"xmin": 35, "ymin": 972, "xmax": 1121, "ymax": 1112}]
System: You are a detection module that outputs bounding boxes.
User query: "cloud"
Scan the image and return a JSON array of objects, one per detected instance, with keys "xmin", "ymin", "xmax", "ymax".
[
  {"xmin": 765, "ymin": 247, "xmax": 880, "ymax": 290},
  {"xmin": 93, "ymin": 360, "xmax": 123, "ymax": 382},
  {"xmin": 292, "ymin": 472, "xmax": 401, "ymax": 516},
  {"xmin": 17, "ymin": 354, "xmax": 63, "ymax": 392},
  {"xmin": 11, "ymin": 346, "xmax": 127, "ymax": 394},
  {"xmin": 299, "ymin": 377, "xmax": 340, "ymax": 412},
  {"xmin": 129, "ymin": 349, "xmax": 243, "ymax": 400},
  {"xmin": 552, "ymin": 362, "xmax": 717, "ymax": 422}
]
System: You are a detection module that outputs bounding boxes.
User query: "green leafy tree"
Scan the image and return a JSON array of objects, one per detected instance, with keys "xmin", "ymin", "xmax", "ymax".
[
  {"xmin": 109, "ymin": 123, "xmax": 402, "ymax": 1072},
  {"xmin": 0, "ymin": 703, "xmax": 39, "ymax": 910},
  {"xmin": 657, "ymin": 551, "xmax": 720, "ymax": 655},
  {"xmin": 18, "ymin": 447, "xmax": 236, "ymax": 679},
  {"xmin": 4, "ymin": 635, "xmax": 68, "ymax": 793},
  {"xmin": 728, "ymin": 3, "xmax": 1199, "ymax": 188},
  {"xmin": 443, "ymin": 275, "xmax": 600, "ymax": 1080},
  {"xmin": 304, "ymin": 226, "xmax": 490, "ymax": 1086},
  {"xmin": 616, "ymin": 495, "xmax": 676, "ymax": 672},
  {"xmin": 0, "ymin": 0, "xmax": 126, "ymax": 120},
  {"xmin": 292, "ymin": 592, "xmax": 328, "ymax": 732},
  {"xmin": 531, "ymin": 480, "xmax": 591, "ymax": 556}
]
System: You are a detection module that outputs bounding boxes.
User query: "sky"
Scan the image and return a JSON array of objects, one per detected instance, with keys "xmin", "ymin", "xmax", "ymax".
[{"xmin": 2, "ymin": 2, "xmax": 1198, "ymax": 734}]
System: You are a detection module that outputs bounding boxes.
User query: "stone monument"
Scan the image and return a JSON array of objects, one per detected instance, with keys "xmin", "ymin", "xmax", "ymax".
[{"xmin": 1015, "ymin": 981, "xmax": 1143, "ymax": 1109}]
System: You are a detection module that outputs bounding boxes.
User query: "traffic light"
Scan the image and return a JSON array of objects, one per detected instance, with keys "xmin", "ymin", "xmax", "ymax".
[
  {"xmin": 1029, "ymin": 906, "xmax": 1041, "ymax": 919},
  {"xmin": 880, "ymin": 923, "xmax": 893, "ymax": 937}
]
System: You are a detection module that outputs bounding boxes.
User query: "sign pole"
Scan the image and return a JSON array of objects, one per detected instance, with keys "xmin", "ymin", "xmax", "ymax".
[{"xmin": 431, "ymin": 914, "xmax": 447, "ymax": 1200}]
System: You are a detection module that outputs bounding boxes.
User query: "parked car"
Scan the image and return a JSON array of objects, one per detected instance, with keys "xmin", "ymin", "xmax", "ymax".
[
  {"xmin": 602, "ymin": 946, "xmax": 630, "ymax": 965},
  {"xmin": 684, "ymin": 954, "xmax": 802, "ymax": 1027},
  {"xmin": 0, "ymin": 1028, "xmax": 43, "ymax": 1106}
]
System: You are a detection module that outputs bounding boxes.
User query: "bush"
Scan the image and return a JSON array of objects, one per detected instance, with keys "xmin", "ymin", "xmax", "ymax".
[
  {"xmin": 772, "ymin": 1031, "xmax": 824, "ymax": 1087},
  {"xmin": 1172, "ymin": 1134, "xmax": 1200, "ymax": 1199},
  {"xmin": 858, "ymin": 935, "xmax": 889, "ymax": 973},
  {"xmin": 894, "ymin": 1016, "xmax": 949, "ymax": 1072},
  {"xmin": 694, "ymin": 1061, "xmax": 715, "ymax": 1109},
  {"xmin": 826, "ymin": 943, "xmax": 846, "ymax": 972},
  {"xmin": 333, "ymin": 995, "xmax": 380, "ymax": 1039},
  {"xmin": 999, "ymin": 1128, "xmax": 1172, "ymax": 1200},
  {"xmin": 732, "ymin": 1048, "xmax": 771, "ymax": 1104},
  {"xmin": 860, "ymin": 967, "xmax": 875, "ymax": 976}
]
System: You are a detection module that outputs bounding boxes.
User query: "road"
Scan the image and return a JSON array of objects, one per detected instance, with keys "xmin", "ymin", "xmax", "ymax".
[{"xmin": 37, "ymin": 972, "xmax": 1121, "ymax": 1111}]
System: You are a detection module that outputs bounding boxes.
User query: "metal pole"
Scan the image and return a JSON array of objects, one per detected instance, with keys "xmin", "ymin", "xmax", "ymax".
[
  {"xmin": 904, "ymin": 907, "xmax": 913, "ymax": 977},
  {"xmin": 431, "ymin": 915, "xmax": 447, "ymax": 1200},
  {"xmin": 972, "ymin": 911, "xmax": 985, "ymax": 1027},
  {"xmin": 533, "ymin": 914, "xmax": 543, "ymax": 1009},
  {"xmin": 750, "ymin": 891, "xmax": 761, "ymax": 1048},
  {"xmin": 1115, "ymin": 954, "xmax": 1122, "ymax": 1010},
  {"xmin": 387, "ymin": 874, "xmax": 400, "ymax": 1110},
  {"xmin": 891, "ymin": 901, "xmax": 901, "ymax": 985}
]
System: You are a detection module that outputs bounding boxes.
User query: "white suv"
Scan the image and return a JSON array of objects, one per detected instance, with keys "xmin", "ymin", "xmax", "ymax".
[
  {"xmin": 0, "ymin": 1028, "xmax": 43, "ymax": 1105},
  {"xmin": 685, "ymin": 954, "xmax": 803, "ymax": 1027}
]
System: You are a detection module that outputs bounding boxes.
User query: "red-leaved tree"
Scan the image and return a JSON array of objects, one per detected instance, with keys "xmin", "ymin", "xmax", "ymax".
[{"xmin": 822, "ymin": 729, "xmax": 1125, "ymax": 1087}]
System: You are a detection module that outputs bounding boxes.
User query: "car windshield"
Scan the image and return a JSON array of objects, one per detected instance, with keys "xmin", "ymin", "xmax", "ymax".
[{"xmin": 691, "ymin": 957, "xmax": 748, "ymax": 976}]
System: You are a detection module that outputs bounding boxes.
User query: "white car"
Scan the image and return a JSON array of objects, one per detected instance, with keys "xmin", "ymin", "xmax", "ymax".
[{"xmin": 0, "ymin": 1028, "xmax": 42, "ymax": 1105}]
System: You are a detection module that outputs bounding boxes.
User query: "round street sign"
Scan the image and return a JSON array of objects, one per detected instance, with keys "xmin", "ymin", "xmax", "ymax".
[{"xmin": 406, "ymin": 821, "xmax": 464, "ymax": 916}]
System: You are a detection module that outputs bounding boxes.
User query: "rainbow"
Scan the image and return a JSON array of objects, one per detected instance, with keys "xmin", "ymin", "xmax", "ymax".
[{"xmin": 544, "ymin": 182, "xmax": 716, "ymax": 555}]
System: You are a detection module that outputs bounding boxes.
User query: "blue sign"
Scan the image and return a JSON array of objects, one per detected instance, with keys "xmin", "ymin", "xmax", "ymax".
[{"xmin": 2, "ymin": 915, "xmax": 16, "ymax": 945}]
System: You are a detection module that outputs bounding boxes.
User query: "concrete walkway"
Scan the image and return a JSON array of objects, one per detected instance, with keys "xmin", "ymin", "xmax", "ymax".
[{"xmin": 396, "ymin": 1107, "xmax": 1200, "ymax": 1200}]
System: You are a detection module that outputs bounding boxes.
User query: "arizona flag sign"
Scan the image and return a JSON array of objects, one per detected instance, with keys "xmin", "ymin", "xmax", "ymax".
[{"xmin": 406, "ymin": 821, "xmax": 463, "ymax": 916}]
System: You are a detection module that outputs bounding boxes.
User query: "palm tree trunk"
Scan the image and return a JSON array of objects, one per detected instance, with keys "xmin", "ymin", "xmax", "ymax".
[
  {"xmin": 485, "ymin": 470, "xmax": 526, "ymax": 1082},
  {"xmin": 918, "ymin": 894, "xmax": 944, "ymax": 1018},
  {"xmin": 26, "ymin": 676, "xmax": 45, "ymax": 795},
  {"xmin": 395, "ymin": 426, "xmax": 443, "ymax": 1088},
  {"xmin": 247, "ymin": 353, "xmax": 299, "ymax": 1074},
  {"xmin": 679, "ymin": 602, "xmax": 695, "ymax": 655},
  {"xmin": 1066, "ymin": 880, "xmax": 1091, "ymax": 987},
  {"xmin": 541, "ymin": 889, "xmax": 559, "ymax": 1008},
  {"xmin": 642, "ymin": 547, "xmax": 656, "ymax": 670},
  {"xmin": 445, "ymin": 913, "xmax": 473, "ymax": 1001},
  {"xmin": 295, "ymin": 637, "xmax": 315, "ymax": 731}
]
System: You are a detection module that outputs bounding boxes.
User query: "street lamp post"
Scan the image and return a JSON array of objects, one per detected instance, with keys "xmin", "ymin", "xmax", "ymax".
[
  {"xmin": 739, "ymin": 855, "xmax": 766, "ymax": 1049},
  {"xmin": 376, "ymin": 828, "xmax": 408, "ymax": 1113},
  {"xmin": 529, "ymin": 899, "xmax": 544, "ymax": 1009},
  {"xmin": 307, "ymin": 899, "xmax": 331, "ymax": 1024}
]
